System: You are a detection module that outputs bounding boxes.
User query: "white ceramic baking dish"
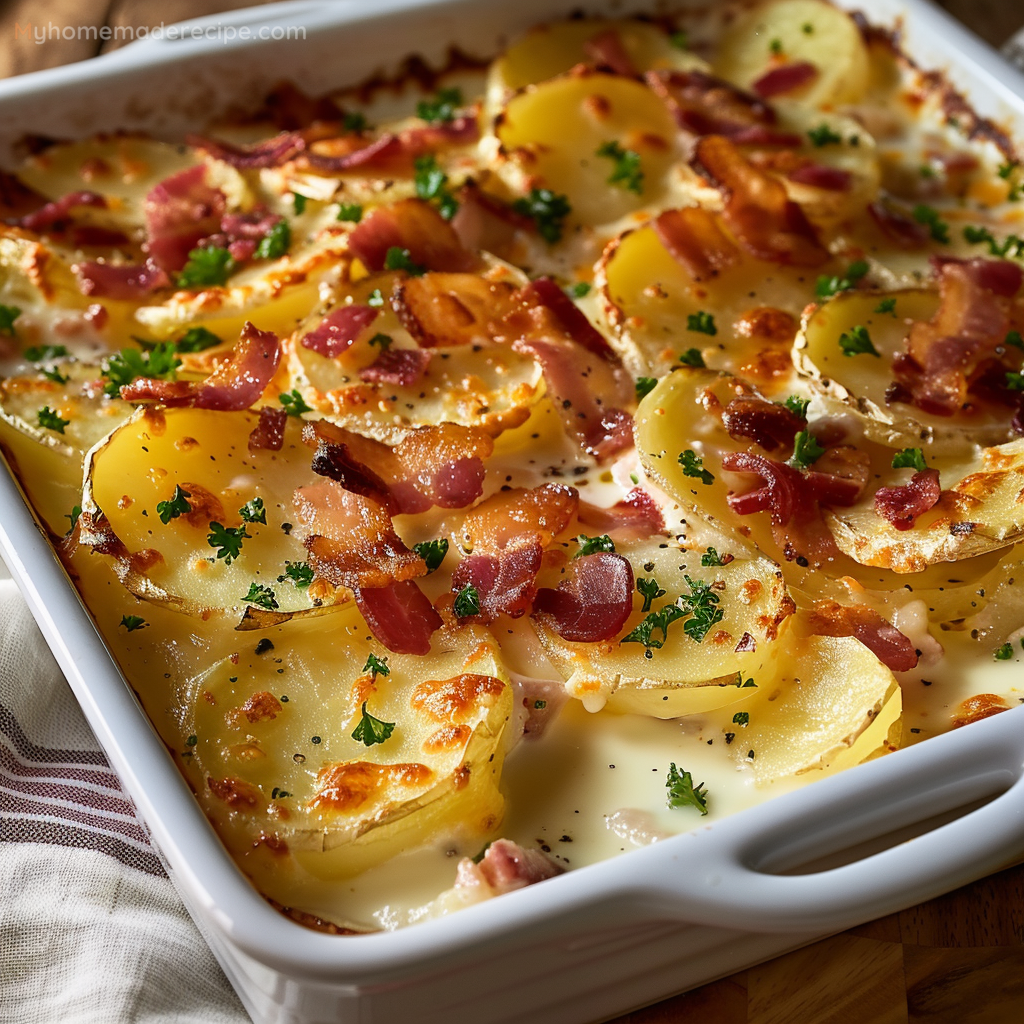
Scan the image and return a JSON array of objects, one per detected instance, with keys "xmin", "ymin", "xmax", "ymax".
[{"xmin": 3, "ymin": 2, "xmax": 1024, "ymax": 1021}]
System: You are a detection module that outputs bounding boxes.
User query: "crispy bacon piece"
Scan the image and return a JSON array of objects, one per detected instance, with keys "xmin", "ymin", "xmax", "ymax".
[
  {"xmin": 473, "ymin": 839, "xmax": 564, "ymax": 893},
  {"xmin": 359, "ymin": 347, "xmax": 432, "ymax": 387},
  {"xmin": 301, "ymin": 305, "xmax": 378, "ymax": 358},
  {"xmin": 393, "ymin": 273, "xmax": 518, "ymax": 347},
  {"xmin": 143, "ymin": 165, "xmax": 226, "ymax": 273},
  {"xmin": 304, "ymin": 419, "xmax": 492, "ymax": 515},
  {"xmin": 787, "ymin": 164, "xmax": 853, "ymax": 191},
  {"xmin": 204, "ymin": 207, "xmax": 283, "ymax": 263},
  {"xmin": 457, "ymin": 483, "xmax": 579, "ymax": 553},
  {"xmin": 584, "ymin": 29, "xmax": 638, "ymax": 77},
  {"xmin": 752, "ymin": 62, "xmax": 819, "ymax": 99},
  {"xmin": 868, "ymin": 201, "xmax": 930, "ymax": 248},
  {"xmin": 450, "ymin": 181, "xmax": 534, "ymax": 257},
  {"xmin": 653, "ymin": 207, "xmax": 740, "ymax": 282},
  {"xmin": 807, "ymin": 599, "xmax": 919, "ymax": 672},
  {"xmin": 294, "ymin": 480, "xmax": 425, "ymax": 590},
  {"xmin": 248, "ymin": 406, "xmax": 287, "ymax": 454},
  {"xmin": 347, "ymin": 198, "xmax": 480, "ymax": 274},
  {"xmin": 874, "ymin": 468, "xmax": 942, "ymax": 531},
  {"xmin": 721, "ymin": 395, "xmax": 804, "ymax": 451},
  {"xmin": 452, "ymin": 534, "xmax": 543, "ymax": 621},
  {"xmin": 576, "ymin": 488, "xmax": 665, "ymax": 541},
  {"xmin": 521, "ymin": 276, "xmax": 615, "ymax": 360},
  {"xmin": 75, "ymin": 258, "xmax": 170, "ymax": 300},
  {"xmin": 120, "ymin": 322, "xmax": 279, "ymax": 410},
  {"xmin": 17, "ymin": 190, "xmax": 106, "ymax": 232},
  {"xmin": 896, "ymin": 257, "xmax": 1024, "ymax": 415},
  {"xmin": 534, "ymin": 552, "xmax": 635, "ymax": 643},
  {"xmin": 353, "ymin": 579, "xmax": 441, "ymax": 655},
  {"xmin": 693, "ymin": 136, "xmax": 827, "ymax": 267},
  {"xmin": 186, "ymin": 131, "xmax": 306, "ymax": 169}
]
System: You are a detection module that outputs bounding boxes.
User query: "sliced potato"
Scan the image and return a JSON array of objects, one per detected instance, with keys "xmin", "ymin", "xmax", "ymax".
[
  {"xmin": 183, "ymin": 618, "xmax": 513, "ymax": 889},
  {"xmin": 532, "ymin": 537, "xmax": 793, "ymax": 717},
  {"xmin": 83, "ymin": 406, "xmax": 331, "ymax": 619},
  {"xmin": 495, "ymin": 72, "xmax": 679, "ymax": 228},
  {"xmin": 729, "ymin": 633, "xmax": 901, "ymax": 782},
  {"xmin": 713, "ymin": 0, "xmax": 871, "ymax": 107}
]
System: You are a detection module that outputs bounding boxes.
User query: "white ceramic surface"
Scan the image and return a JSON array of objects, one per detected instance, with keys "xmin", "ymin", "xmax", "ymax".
[{"xmin": 2, "ymin": 3, "xmax": 1024, "ymax": 1021}]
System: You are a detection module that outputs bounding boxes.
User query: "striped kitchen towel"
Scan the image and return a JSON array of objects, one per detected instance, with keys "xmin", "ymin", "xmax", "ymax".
[{"xmin": 0, "ymin": 563, "xmax": 246, "ymax": 1024}]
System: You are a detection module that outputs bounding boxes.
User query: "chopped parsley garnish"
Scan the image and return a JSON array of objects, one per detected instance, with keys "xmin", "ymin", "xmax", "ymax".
[
  {"xmin": 635, "ymin": 376, "xmax": 658, "ymax": 401},
  {"xmin": 175, "ymin": 327, "xmax": 222, "ymax": 352},
  {"xmin": 278, "ymin": 561, "xmax": 313, "ymax": 588},
  {"xmin": 998, "ymin": 160, "xmax": 1019, "ymax": 180},
  {"xmin": 156, "ymin": 484, "xmax": 193, "ymax": 524},
  {"xmin": 788, "ymin": 430, "xmax": 825, "ymax": 470},
  {"xmin": 368, "ymin": 332, "xmax": 393, "ymax": 351},
  {"xmin": 678, "ymin": 347, "xmax": 706, "ymax": 367},
  {"xmin": 414, "ymin": 154, "xmax": 458, "ymax": 220},
  {"xmin": 384, "ymin": 246, "xmax": 426, "ymax": 275},
  {"xmin": 769, "ymin": 38, "xmax": 782, "ymax": 55},
  {"xmin": 36, "ymin": 406, "xmax": 69, "ymax": 434},
  {"xmin": 678, "ymin": 449, "xmax": 713, "ymax": 485},
  {"xmin": 336, "ymin": 202, "xmax": 363, "ymax": 223},
  {"xmin": 0, "ymin": 304, "xmax": 21, "ymax": 335},
  {"xmin": 666, "ymin": 762, "xmax": 708, "ymax": 815},
  {"xmin": 679, "ymin": 574, "xmax": 724, "ymax": 643},
  {"xmin": 807, "ymin": 123, "xmax": 842, "ymax": 147},
  {"xmin": 243, "ymin": 582, "xmax": 278, "ymax": 610},
  {"xmin": 511, "ymin": 188, "xmax": 572, "ymax": 244},
  {"xmin": 892, "ymin": 447, "xmax": 927, "ymax": 472},
  {"xmin": 736, "ymin": 673, "xmax": 757, "ymax": 687},
  {"xmin": 101, "ymin": 343, "xmax": 181, "ymax": 398},
  {"xmin": 453, "ymin": 584, "xmax": 480, "ymax": 617},
  {"xmin": 596, "ymin": 140, "xmax": 644, "ymax": 194},
  {"xmin": 575, "ymin": 534, "xmax": 615, "ymax": 557},
  {"xmin": 416, "ymin": 86, "xmax": 462, "ymax": 124},
  {"xmin": 207, "ymin": 522, "xmax": 248, "ymax": 564},
  {"xmin": 994, "ymin": 642, "xmax": 1014, "ymax": 661},
  {"xmin": 292, "ymin": 192, "xmax": 307, "ymax": 215},
  {"xmin": 65, "ymin": 504, "xmax": 82, "ymax": 533},
  {"xmin": 568, "ymin": 282, "xmax": 591, "ymax": 298},
  {"xmin": 962, "ymin": 225, "xmax": 1024, "ymax": 259},
  {"xmin": 1006, "ymin": 330, "xmax": 1024, "ymax": 350},
  {"xmin": 686, "ymin": 311, "xmax": 717, "ymax": 335},
  {"xmin": 622, "ymin": 603, "xmax": 688, "ymax": 657},
  {"xmin": 701, "ymin": 547, "xmax": 725, "ymax": 567},
  {"xmin": 874, "ymin": 297, "xmax": 897, "ymax": 315},
  {"xmin": 838, "ymin": 324, "xmax": 879, "ymax": 357},
  {"xmin": 351, "ymin": 701, "xmax": 396, "ymax": 746},
  {"xmin": 912, "ymin": 204, "xmax": 949, "ymax": 244},
  {"xmin": 783, "ymin": 394, "xmax": 810, "ymax": 419},
  {"xmin": 367, "ymin": 288, "xmax": 385, "ymax": 308},
  {"xmin": 176, "ymin": 246, "xmax": 235, "ymax": 288},
  {"xmin": 637, "ymin": 577, "xmax": 665, "ymax": 613},
  {"xmin": 253, "ymin": 219, "xmax": 291, "ymax": 260},
  {"xmin": 363, "ymin": 653, "xmax": 390, "ymax": 679},
  {"xmin": 802, "ymin": 21, "xmax": 814, "ymax": 33},
  {"xmin": 119, "ymin": 614, "xmax": 147, "ymax": 632},
  {"xmin": 239, "ymin": 497, "xmax": 267, "ymax": 525},
  {"xmin": 1005, "ymin": 371, "xmax": 1024, "ymax": 392},
  {"xmin": 343, "ymin": 111, "xmax": 367, "ymax": 133},
  {"xmin": 24, "ymin": 344, "xmax": 68, "ymax": 363},
  {"xmin": 815, "ymin": 259, "xmax": 869, "ymax": 299},
  {"xmin": 41, "ymin": 367, "xmax": 69, "ymax": 385},
  {"xmin": 413, "ymin": 538, "xmax": 449, "ymax": 572},
  {"xmin": 670, "ymin": 30, "xmax": 688, "ymax": 49},
  {"xmin": 278, "ymin": 389, "xmax": 312, "ymax": 417}
]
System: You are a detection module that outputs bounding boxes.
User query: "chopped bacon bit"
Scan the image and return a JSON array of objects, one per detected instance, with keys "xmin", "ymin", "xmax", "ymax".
[
  {"xmin": 896, "ymin": 257, "xmax": 1023, "ymax": 415},
  {"xmin": 474, "ymin": 839, "xmax": 563, "ymax": 894},
  {"xmin": 121, "ymin": 322, "xmax": 280, "ymax": 410},
  {"xmin": 186, "ymin": 131, "xmax": 306, "ymax": 169},
  {"xmin": 577, "ymin": 488, "xmax": 665, "ymax": 541},
  {"xmin": 450, "ymin": 181, "xmax": 534, "ymax": 257},
  {"xmin": 807, "ymin": 599, "xmax": 919, "ymax": 672},
  {"xmin": 721, "ymin": 395, "xmax": 803, "ymax": 451},
  {"xmin": 752, "ymin": 62, "xmax": 819, "ymax": 99},
  {"xmin": 17, "ymin": 190, "xmax": 106, "ymax": 232},
  {"xmin": 534, "ymin": 552, "xmax": 635, "ymax": 643},
  {"xmin": 393, "ymin": 273, "xmax": 518, "ymax": 347},
  {"xmin": 247, "ymin": 406, "xmax": 287, "ymax": 453},
  {"xmin": 874, "ymin": 468, "xmax": 942, "ymax": 531},
  {"xmin": 347, "ymin": 198, "xmax": 480, "ymax": 273},
  {"xmin": 353, "ymin": 579, "xmax": 442, "ymax": 655},
  {"xmin": 359, "ymin": 347, "xmax": 432, "ymax": 387},
  {"xmin": 204, "ymin": 207, "xmax": 283, "ymax": 263},
  {"xmin": 452, "ymin": 534, "xmax": 543, "ymax": 621},
  {"xmin": 693, "ymin": 136, "xmax": 827, "ymax": 267},
  {"xmin": 787, "ymin": 164, "xmax": 853, "ymax": 191},
  {"xmin": 69, "ymin": 226, "xmax": 130, "ymax": 248},
  {"xmin": 735, "ymin": 631, "xmax": 757, "ymax": 652},
  {"xmin": 521, "ymin": 276, "xmax": 615, "ymax": 360},
  {"xmin": 805, "ymin": 445, "xmax": 871, "ymax": 504},
  {"xmin": 583, "ymin": 29, "xmax": 638, "ymax": 77},
  {"xmin": 75, "ymin": 258, "xmax": 170, "ymax": 300},
  {"xmin": 301, "ymin": 305, "xmax": 378, "ymax": 358},
  {"xmin": 868, "ymin": 201, "xmax": 930, "ymax": 247},
  {"xmin": 143, "ymin": 165, "xmax": 226, "ymax": 273},
  {"xmin": 457, "ymin": 483, "xmax": 579, "ymax": 553},
  {"xmin": 653, "ymin": 207, "xmax": 740, "ymax": 282}
]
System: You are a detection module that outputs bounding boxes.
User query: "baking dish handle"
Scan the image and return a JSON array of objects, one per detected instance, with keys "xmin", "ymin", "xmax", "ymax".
[{"xmin": 634, "ymin": 709, "xmax": 1024, "ymax": 934}]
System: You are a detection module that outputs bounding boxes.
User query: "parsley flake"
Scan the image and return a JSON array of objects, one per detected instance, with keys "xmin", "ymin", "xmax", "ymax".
[
  {"xmin": 292, "ymin": 192, "xmax": 307, "ymax": 215},
  {"xmin": 788, "ymin": 430, "xmax": 826, "ymax": 470},
  {"xmin": 701, "ymin": 547, "xmax": 725, "ymax": 567},
  {"xmin": 0, "ymin": 304, "xmax": 21, "ymax": 336},
  {"xmin": 176, "ymin": 246, "xmax": 235, "ymax": 288},
  {"xmin": 37, "ymin": 406, "xmax": 69, "ymax": 434},
  {"xmin": 384, "ymin": 246, "xmax": 426, "ymax": 275},
  {"xmin": 637, "ymin": 577, "xmax": 665, "ymax": 613},
  {"xmin": 416, "ymin": 86, "xmax": 462, "ymax": 125},
  {"xmin": 912, "ymin": 204, "xmax": 949, "ymax": 244},
  {"xmin": 453, "ymin": 584, "xmax": 480, "ymax": 617},
  {"xmin": 575, "ymin": 534, "xmax": 615, "ymax": 557},
  {"xmin": 994, "ymin": 642, "xmax": 1014, "ymax": 661},
  {"xmin": 120, "ymin": 614, "xmax": 147, "ymax": 632},
  {"xmin": 666, "ymin": 762, "xmax": 708, "ymax": 815},
  {"xmin": 511, "ymin": 188, "xmax": 572, "ymax": 244},
  {"xmin": 815, "ymin": 259, "xmax": 869, "ymax": 299},
  {"xmin": 414, "ymin": 154, "xmax": 458, "ymax": 220},
  {"xmin": 239, "ymin": 497, "xmax": 267, "ymax": 525},
  {"xmin": 65, "ymin": 504, "xmax": 82, "ymax": 534},
  {"xmin": 892, "ymin": 447, "xmax": 927, "ymax": 472},
  {"xmin": 1006, "ymin": 371, "xmax": 1024, "ymax": 392},
  {"xmin": 207, "ymin": 522, "xmax": 248, "ymax": 564},
  {"xmin": 243, "ymin": 582, "xmax": 278, "ymax": 610},
  {"xmin": 41, "ymin": 367, "xmax": 69, "ymax": 385},
  {"xmin": 874, "ymin": 297, "xmax": 897, "ymax": 315},
  {"xmin": 254, "ymin": 219, "xmax": 291, "ymax": 260},
  {"xmin": 342, "ymin": 111, "xmax": 367, "ymax": 133},
  {"xmin": 687, "ymin": 311, "xmax": 717, "ymax": 335},
  {"xmin": 102, "ymin": 343, "xmax": 181, "ymax": 398},
  {"xmin": 351, "ymin": 701, "xmax": 396, "ymax": 746},
  {"xmin": 769, "ymin": 38, "xmax": 782, "ymax": 55},
  {"xmin": 368, "ymin": 332, "xmax": 393, "ymax": 351},
  {"xmin": 838, "ymin": 324, "xmax": 879, "ymax": 357},
  {"xmin": 678, "ymin": 449, "xmax": 713, "ymax": 485},
  {"xmin": 998, "ymin": 160, "xmax": 1019, "ymax": 180},
  {"xmin": 621, "ymin": 603, "xmax": 688, "ymax": 657},
  {"xmin": 156, "ymin": 484, "xmax": 193, "ymax": 524},
  {"xmin": 670, "ymin": 30, "xmax": 688, "ymax": 49},
  {"xmin": 278, "ymin": 389, "xmax": 312, "ymax": 417},
  {"xmin": 568, "ymin": 282, "xmax": 591, "ymax": 298},
  {"xmin": 24, "ymin": 344, "xmax": 67, "ymax": 363},
  {"xmin": 807, "ymin": 123, "xmax": 842, "ymax": 147},
  {"xmin": 175, "ymin": 327, "xmax": 222, "ymax": 352},
  {"xmin": 679, "ymin": 574, "xmax": 724, "ymax": 643},
  {"xmin": 596, "ymin": 140, "xmax": 644, "ymax": 194},
  {"xmin": 413, "ymin": 538, "xmax": 449, "ymax": 572},
  {"xmin": 635, "ymin": 376, "xmax": 658, "ymax": 401},
  {"xmin": 278, "ymin": 561, "xmax": 314, "ymax": 588},
  {"xmin": 678, "ymin": 347, "xmax": 706, "ymax": 367},
  {"xmin": 962, "ymin": 225, "xmax": 1024, "ymax": 258},
  {"xmin": 783, "ymin": 394, "xmax": 810, "ymax": 419},
  {"xmin": 336, "ymin": 202, "xmax": 363, "ymax": 223},
  {"xmin": 1006, "ymin": 331, "xmax": 1024, "ymax": 350},
  {"xmin": 363, "ymin": 653, "xmax": 390, "ymax": 679}
]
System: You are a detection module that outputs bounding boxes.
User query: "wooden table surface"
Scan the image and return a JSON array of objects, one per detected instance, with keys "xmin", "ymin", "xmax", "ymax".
[{"xmin": 3, "ymin": 1, "xmax": 1024, "ymax": 1022}]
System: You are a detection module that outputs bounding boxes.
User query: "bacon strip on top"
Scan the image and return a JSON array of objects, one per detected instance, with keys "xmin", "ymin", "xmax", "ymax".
[{"xmin": 807, "ymin": 599, "xmax": 919, "ymax": 672}]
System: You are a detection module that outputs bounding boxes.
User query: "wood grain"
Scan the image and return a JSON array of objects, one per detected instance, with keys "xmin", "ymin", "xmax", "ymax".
[{"xmin": 2, "ymin": 2, "xmax": 1024, "ymax": 1022}]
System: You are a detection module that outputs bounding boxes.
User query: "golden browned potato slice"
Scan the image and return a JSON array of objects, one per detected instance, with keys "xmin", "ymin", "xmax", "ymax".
[
  {"xmin": 532, "ymin": 537, "xmax": 793, "ymax": 717},
  {"xmin": 183, "ymin": 617, "xmax": 514, "ymax": 890},
  {"xmin": 713, "ymin": 0, "xmax": 871, "ymax": 107}
]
